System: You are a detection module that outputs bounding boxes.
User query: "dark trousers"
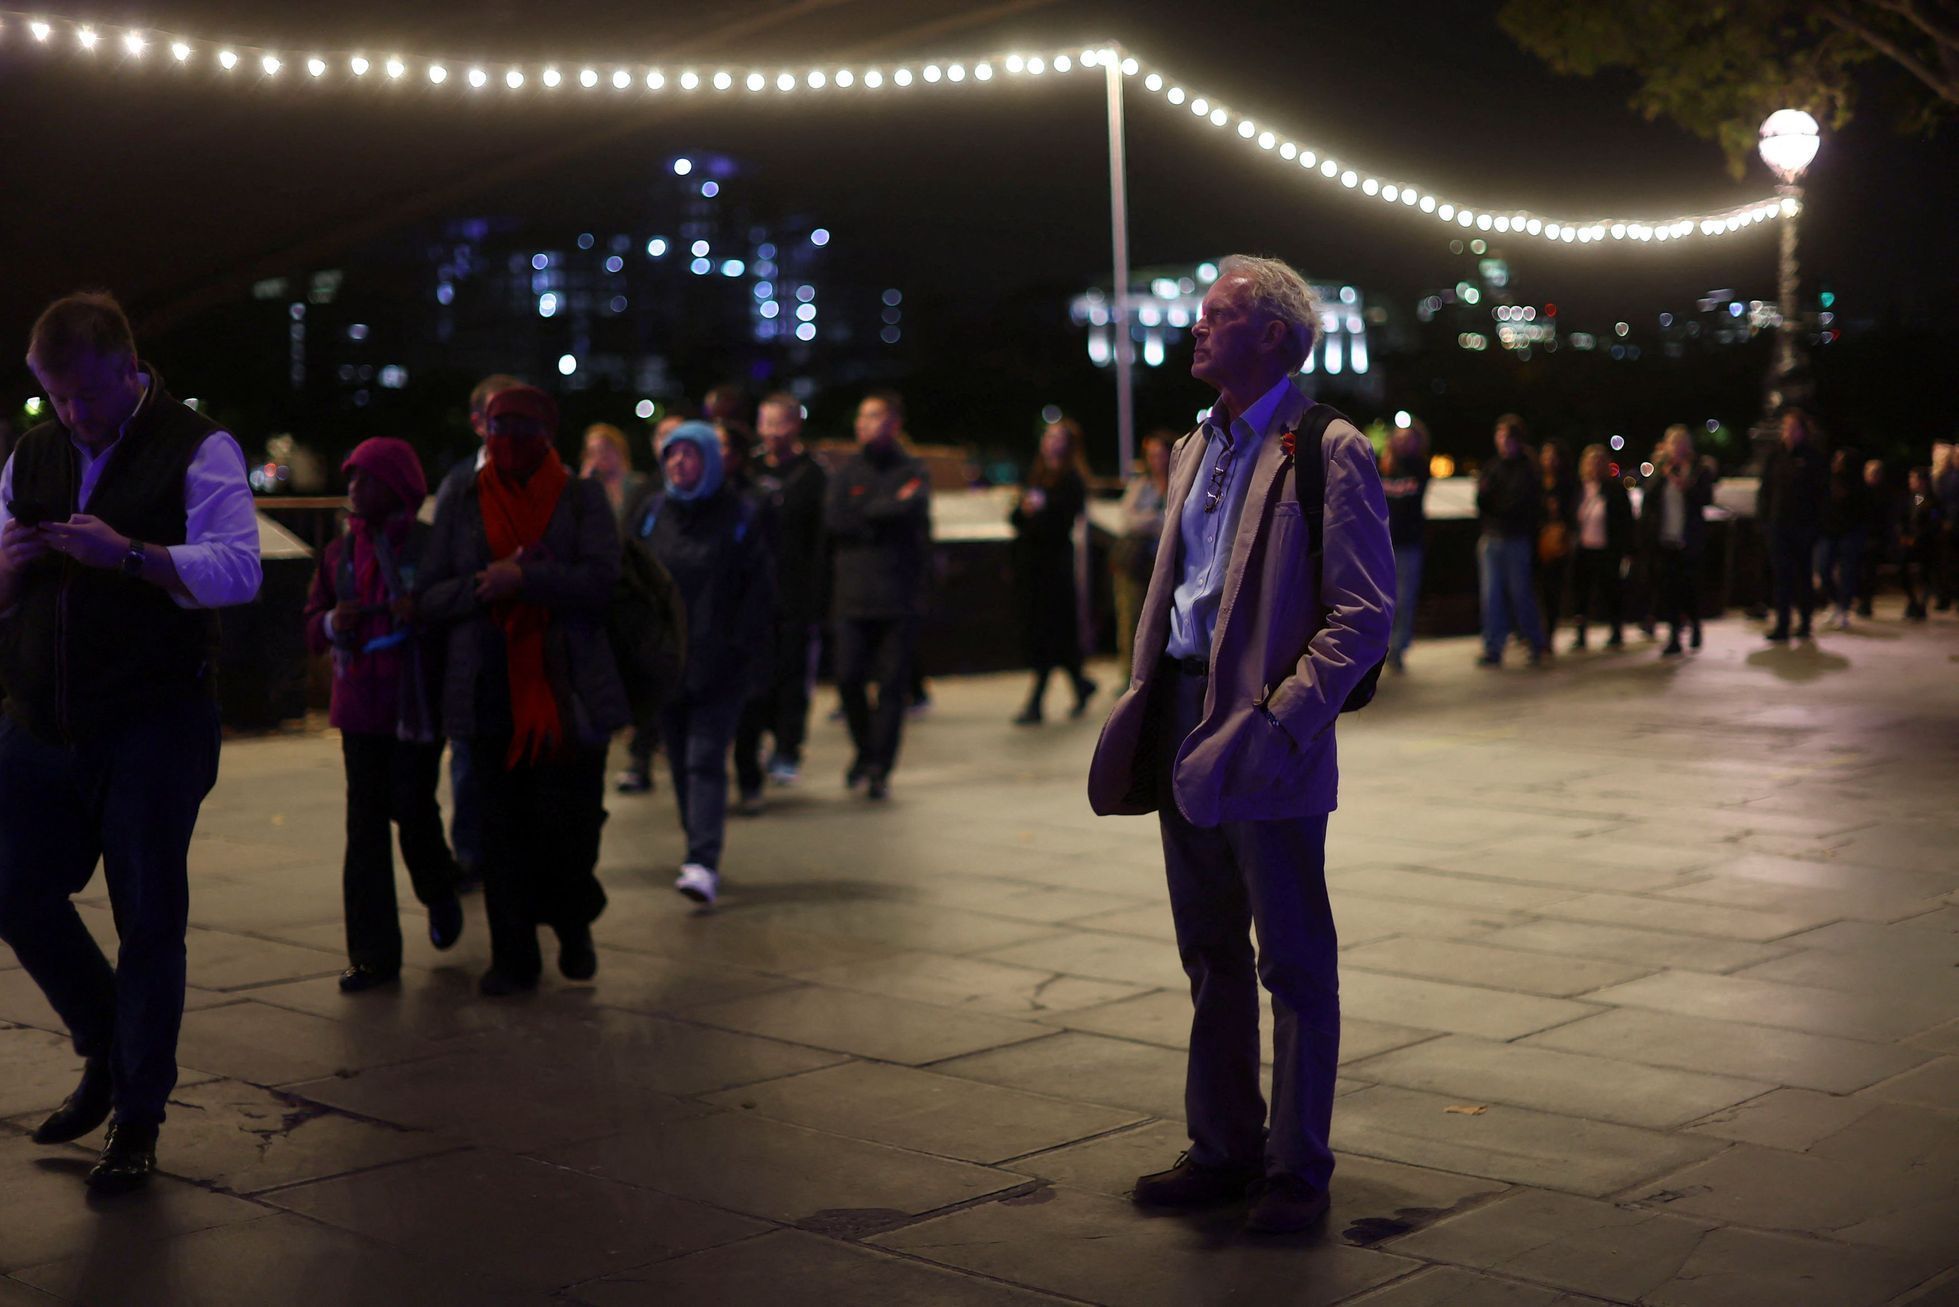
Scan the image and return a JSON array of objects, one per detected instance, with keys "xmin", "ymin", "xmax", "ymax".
[
  {"xmin": 1155, "ymin": 673, "xmax": 1338, "ymax": 1188},
  {"xmin": 1815, "ymin": 530, "xmax": 1865, "ymax": 612},
  {"xmin": 660, "ymin": 691, "xmax": 745, "ymax": 869},
  {"xmin": 447, "ymin": 738, "xmax": 482, "ymax": 871},
  {"xmin": 836, "ymin": 615, "xmax": 916, "ymax": 779},
  {"xmin": 475, "ymin": 742, "xmax": 608, "ymax": 981},
  {"xmin": 0, "ymin": 697, "xmax": 220, "ymax": 1126},
  {"xmin": 1656, "ymin": 546, "xmax": 1700, "ymax": 642},
  {"xmin": 1537, "ymin": 552, "xmax": 1570, "ymax": 638},
  {"xmin": 1571, "ymin": 548, "xmax": 1623, "ymax": 640},
  {"xmin": 341, "ymin": 733, "xmax": 458, "ymax": 975},
  {"xmin": 1768, "ymin": 527, "xmax": 1818, "ymax": 633},
  {"xmin": 734, "ymin": 620, "xmax": 819, "ymax": 795}
]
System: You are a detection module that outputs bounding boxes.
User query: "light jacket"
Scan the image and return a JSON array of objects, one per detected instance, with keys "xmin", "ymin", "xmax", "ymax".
[{"xmin": 1087, "ymin": 380, "xmax": 1394, "ymax": 827}]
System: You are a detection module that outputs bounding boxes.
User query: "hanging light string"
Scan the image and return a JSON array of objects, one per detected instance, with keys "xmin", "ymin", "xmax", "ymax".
[{"xmin": 1, "ymin": 13, "xmax": 1792, "ymax": 244}]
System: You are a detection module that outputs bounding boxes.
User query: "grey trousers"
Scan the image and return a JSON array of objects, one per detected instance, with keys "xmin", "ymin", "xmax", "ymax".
[{"xmin": 1156, "ymin": 671, "xmax": 1339, "ymax": 1188}]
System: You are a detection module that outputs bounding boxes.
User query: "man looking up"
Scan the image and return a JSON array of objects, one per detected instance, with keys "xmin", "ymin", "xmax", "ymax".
[
  {"xmin": 0, "ymin": 291, "xmax": 261, "ymax": 1193},
  {"xmin": 1088, "ymin": 255, "xmax": 1393, "ymax": 1234}
]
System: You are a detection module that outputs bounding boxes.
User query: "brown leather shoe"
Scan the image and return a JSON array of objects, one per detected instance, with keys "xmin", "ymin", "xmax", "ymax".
[
  {"xmin": 1244, "ymin": 1174, "xmax": 1330, "ymax": 1233},
  {"xmin": 1131, "ymin": 1152, "xmax": 1259, "ymax": 1209}
]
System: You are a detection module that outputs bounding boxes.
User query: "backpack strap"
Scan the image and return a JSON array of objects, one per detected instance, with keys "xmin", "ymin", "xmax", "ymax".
[{"xmin": 1291, "ymin": 402, "xmax": 1350, "ymax": 557}]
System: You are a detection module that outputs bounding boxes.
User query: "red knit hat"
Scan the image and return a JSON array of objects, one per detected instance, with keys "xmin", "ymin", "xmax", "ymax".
[
  {"xmin": 484, "ymin": 384, "xmax": 559, "ymax": 434},
  {"xmin": 341, "ymin": 437, "xmax": 428, "ymax": 514}
]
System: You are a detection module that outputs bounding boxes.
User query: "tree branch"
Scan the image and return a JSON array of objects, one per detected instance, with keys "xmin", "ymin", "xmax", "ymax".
[
  {"xmin": 1819, "ymin": 2, "xmax": 1959, "ymax": 102},
  {"xmin": 1867, "ymin": 0, "xmax": 1959, "ymax": 56}
]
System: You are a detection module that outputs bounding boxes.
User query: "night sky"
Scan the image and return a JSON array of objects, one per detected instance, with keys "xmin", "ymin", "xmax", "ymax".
[{"xmin": 3, "ymin": 0, "xmax": 1953, "ymax": 390}]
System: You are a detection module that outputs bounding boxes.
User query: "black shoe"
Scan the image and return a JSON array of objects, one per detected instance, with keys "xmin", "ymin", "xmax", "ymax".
[
  {"xmin": 865, "ymin": 774, "xmax": 890, "ymax": 801},
  {"xmin": 1796, "ymin": 623, "xmax": 1813, "ymax": 641},
  {"xmin": 428, "ymin": 895, "xmax": 464, "ymax": 951},
  {"xmin": 1244, "ymin": 1174, "xmax": 1331, "ymax": 1234},
  {"xmin": 338, "ymin": 965, "xmax": 398, "ymax": 994},
  {"xmin": 1662, "ymin": 640, "xmax": 1684, "ymax": 657},
  {"xmin": 1070, "ymin": 677, "xmax": 1099, "ymax": 719},
  {"xmin": 1856, "ymin": 602, "xmax": 1874, "ymax": 618},
  {"xmin": 85, "ymin": 1120, "xmax": 158, "ymax": 1195},
  {"xmin": 1572, "ymin": 630, "xmax": 1588, "ymax": 651},
  {"xmin": 1132, "ymin": 1152, "xmax": 1259, "ymax": 1209},
  {"xmin": 845, "ymin": 760, "xmax": 869, "ymax": 791},
  {"xmin": 1690, "ymin": 626, "xmax": 1703, "ymax": 650},
  {"xmin": 32, "ymin": 1059, "xmax": 111, "ymax": 1145},
  {"xmin": 1765, "ymin": 627, "xmax": 1790, "ymax": 643},
  {"xmin": 1604, "ymin": 632, "xmax": 1624, "ymax": 649},
  {"xmin": 1475, "ymin": 654, "xmax": 1501, "ymax": 668},
  {"xmin": 478, "ymin": 967, "xmax": 539, "ymax": 997},
  {"xmin": 1012, "ymin": 706, "xmax": 1043, "ymax": 726},
  {"xmin": 557, "ymin": 924, "xmax": 597, "ymax": 981}
]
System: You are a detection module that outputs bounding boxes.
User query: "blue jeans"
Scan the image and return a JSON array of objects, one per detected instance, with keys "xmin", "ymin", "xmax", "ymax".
[
  {"xmin": 660, "ymin": 691, "xmax": 746, "ymax": 870},
  {"xmin": 1478, "ymin": 533, "xmax": 1546, "ymax": 660},
  {"xmin": 1390, "ymin": 542, "xmax": 1423, "ymax": 660},
  {"xmin": 0, "ymin": 697, "xmax": 221, "ymax": 1125}
]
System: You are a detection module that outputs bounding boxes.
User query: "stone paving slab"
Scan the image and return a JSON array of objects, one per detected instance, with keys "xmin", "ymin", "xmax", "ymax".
[
  {"xmin": 3, "ymin": 616, "xmax": 1955, "ymax": 1304},
  {"xmin": 871, "ymin": 1185, "xmax": 1418, "ymax": 1307}
]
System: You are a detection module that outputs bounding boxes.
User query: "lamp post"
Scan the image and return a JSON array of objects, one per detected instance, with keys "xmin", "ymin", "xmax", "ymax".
[{"xmin": 1749, "ymin": 108, "xmax": 1821, "ymax": 469}]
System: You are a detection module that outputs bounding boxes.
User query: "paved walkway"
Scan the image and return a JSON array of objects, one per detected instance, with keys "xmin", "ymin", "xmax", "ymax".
[{"xmin": 4, "ymin": 604, "xmax": 1957, "ymax": 1306}]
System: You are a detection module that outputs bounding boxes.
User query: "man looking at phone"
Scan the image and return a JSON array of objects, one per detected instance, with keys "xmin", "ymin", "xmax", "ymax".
[{"xmin": 0, "ymin": 292, "xmax": 260, "ymax": 1194}]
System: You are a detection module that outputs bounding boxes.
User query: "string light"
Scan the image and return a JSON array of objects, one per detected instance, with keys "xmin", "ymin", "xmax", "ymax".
[{"xmin": 8, "ymin": 14, "xmax": 1785, "ymax": 245}]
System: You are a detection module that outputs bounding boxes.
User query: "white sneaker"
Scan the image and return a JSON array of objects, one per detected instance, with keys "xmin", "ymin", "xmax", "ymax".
[
  {"xmin": 766, "ymin": 757, "xmax": 800, "ymax": 786},
  {"xmin": 674, "ymin": 863, "xmax": 719, "ymax": 905}
]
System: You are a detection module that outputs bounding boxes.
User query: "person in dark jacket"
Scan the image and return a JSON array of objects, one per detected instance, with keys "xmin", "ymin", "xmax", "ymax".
[
  {"xmin": 1756, "ymin": 409, "xmax": 1830, "ymax": 642},
  {"xmin": 418, "ymin": 385, "xmax": 628, "ymax": 996},
  {"xmin": 1380, "ymin": 419, "xmax": 1430, "ymax": 670},
  {"xmin": 1475, "ymin": 414, "xmax": 1548, "ymax": 666},
  {"xmin": 1901, "ymin": 466, "xmax": 1943, "ymax": 620},
  {"xmin": 1815, "ymin": 446, "xmax": 1872, "ymax": 631},
  {"xmin": 1570, "ymin": 443, "xmax": 1634, "ymax": 649},
  {"xmin": 304, "ymin": 439, "xmax": 464, "ymax": 993},
  {"xmin": 1854, "ymin": 459, "xmax": 1893, "ymax": 618},
  {"xmin": 1536, "ymin": 439, "xmax": 1579, "ymax": 645},
  {"xmin": 631, "ymin": 423, "xmax": 775, "ymax": 907},
  {"xmin": 826, "ymin": 390, "xmax": 931, "ymax": 800},
  {"xmin": 1640, "ymin": 425, "xmax": 1715, "ymax": 656},
  {"xmin": 0, "ymin": 293, "xmax": 262, "ymax": 1194},
  {"xmin": 733, "ymin": 394, "xmax": 826, "ymax": 803},
  {"xmin": 1934, "ymin": 445, "xmax": 1959, "ymax": 610},
  {"xmin": 1011, "ymin": 418, "xmax": 1097, "ymax": 724}
]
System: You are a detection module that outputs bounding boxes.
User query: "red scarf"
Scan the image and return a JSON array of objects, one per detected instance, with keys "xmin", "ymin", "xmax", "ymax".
[{"xmin": 476, "ymin": 455, "xmax": 570, "ymax": 768}]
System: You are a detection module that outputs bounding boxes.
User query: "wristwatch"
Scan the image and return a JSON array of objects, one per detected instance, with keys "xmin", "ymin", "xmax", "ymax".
[{"xmin": 121, "ymin": 538, "xmax": 147, "ymax": 578}]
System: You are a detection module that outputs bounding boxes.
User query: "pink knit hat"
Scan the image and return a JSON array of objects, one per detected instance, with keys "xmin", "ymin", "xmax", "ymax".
[{"xmin": 341, "ymin": 437, "xmax": 429, "ymax": 514}]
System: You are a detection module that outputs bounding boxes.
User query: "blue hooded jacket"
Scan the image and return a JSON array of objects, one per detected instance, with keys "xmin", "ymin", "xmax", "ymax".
[{"xmin": 659, "ymin": 421, "xmax": 724, "ymax": 502}]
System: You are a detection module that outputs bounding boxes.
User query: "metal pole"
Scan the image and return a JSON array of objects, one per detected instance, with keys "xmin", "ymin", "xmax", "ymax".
[
  {"xmin": 1105, "ymin": 47, "xmax": 1135, "ymax": 478},
  {"xmin": 1749, "ymin": 181, "xmax": 1811, "ymax": 472}
]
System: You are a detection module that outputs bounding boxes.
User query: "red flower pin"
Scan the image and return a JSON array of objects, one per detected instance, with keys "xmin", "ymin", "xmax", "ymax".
[{"xmin": 1280, "ymin": 429, "xmax": 1297, "ymax": 461}]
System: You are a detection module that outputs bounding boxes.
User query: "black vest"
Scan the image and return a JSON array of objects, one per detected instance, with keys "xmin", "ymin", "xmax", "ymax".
[{"xmin": 0, "ymin": 372, "xmax": 222, "ymax": 742}]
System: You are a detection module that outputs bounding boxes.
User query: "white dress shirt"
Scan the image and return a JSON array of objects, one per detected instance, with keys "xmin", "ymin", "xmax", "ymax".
[{"xmin": 0, "ymin": 374, "xmax": 262, "ymax": 609}]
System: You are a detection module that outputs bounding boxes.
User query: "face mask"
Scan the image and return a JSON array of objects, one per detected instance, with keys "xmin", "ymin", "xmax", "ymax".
[{"xmin": 489, "ymin": 432, "xmax": 550, "ymax": 477}]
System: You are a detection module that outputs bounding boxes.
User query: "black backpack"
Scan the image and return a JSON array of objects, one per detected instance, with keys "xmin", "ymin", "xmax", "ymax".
[{"xmin": 1290, "ymin": 403, "xmax": 1386, "ymax": 713}]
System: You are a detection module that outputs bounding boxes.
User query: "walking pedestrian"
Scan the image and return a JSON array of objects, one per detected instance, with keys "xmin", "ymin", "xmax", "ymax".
[
  {"xmin": 1569, "ymin": 443, "xmax": 1634, "ymax": 649},
  {"xmin": 1815, "ymin": 446, "xmax": 1871, "ymax": 631},
  {"xmin": 580, "ymin": 422, "xmax": 646, "ymax": 528},
  {"xmin": 1758, "ymin": 409, "xmax": 1829, "ymax": 642},
  {"xmin": 825, "ymin": 390, "xmax": 931, "ymax": 801},
  {"xmin": 1112, "ymin": 431, "xmax": 1173, "ymax": 676},
  {"xmin": 1900, "ymin": 466, "xmax": 1942, "ymax": 620},
  {"xmin": 434, "ymin": 373, "xmax": 522, "ymax": 885},
  {"xmin": 418, "ymin": 385, "xmax": 628, "ymax": 996},
  {"xmin": 1855, "ymin": 459, "xmax": 1892, "ymax": 618},
  {"xmin": 1475, "ymin": 415, "xmax": 1548, "ymax": 666},
  {"xmin": 1011, "ymin": 418, "xmax": 1098, "ymax": 724},
  {"xmin": 1089, "ymin": 255, "xmax": 1393, "ymax": 1235},
  {"xmin": 733, "ymin": 393, "xmax": 827, "ymax": 800},
  {"xmin": 0, "ymin": 292, "xmax": 261, "ymax": 1192},
  {"xmin": 1640, "ymin": 425, "xmax": 1714, "ymax": 656},
  {"xmin": 304, "ymin": 438, "xmax": 464, "ymax": 992},
  {"xmin": 634, "ymin": 422, "xmax": 774, "ymax": 906},
  {"xmin": 1536, "ymin": 438, "xmax": 1578, "ymax": 644},
  {"xmin": 1380, "ymin": 419, "xmax": 1429, "ymax": 671}
]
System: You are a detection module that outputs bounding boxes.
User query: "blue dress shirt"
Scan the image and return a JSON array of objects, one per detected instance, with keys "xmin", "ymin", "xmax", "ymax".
[{"xmin": 1165, "ymin": 376, "xmax": 1296, "ymax": 659}]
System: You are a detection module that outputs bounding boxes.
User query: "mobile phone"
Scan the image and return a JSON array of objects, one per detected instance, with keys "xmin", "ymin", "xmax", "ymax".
[{"xmin": 5, "ymin": 499, "xmax": 68, "ymax": 527}]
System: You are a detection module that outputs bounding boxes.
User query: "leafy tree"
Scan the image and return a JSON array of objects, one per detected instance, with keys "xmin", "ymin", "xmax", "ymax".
[{"xmin": 1499, "ymin": 0, "xmax": 1959, "ymax": 174}]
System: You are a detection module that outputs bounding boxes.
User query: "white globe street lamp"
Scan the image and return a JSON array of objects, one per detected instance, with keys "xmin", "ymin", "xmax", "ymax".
[{"xmin": 1751, "ymin": 108, "xmax": 1821, "ymax": 468}]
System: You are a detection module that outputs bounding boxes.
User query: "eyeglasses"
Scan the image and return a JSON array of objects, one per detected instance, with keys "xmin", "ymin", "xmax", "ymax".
[{"xmin": 1203, "ymin": 432, "xmax": 1236, "ymax": 514}]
